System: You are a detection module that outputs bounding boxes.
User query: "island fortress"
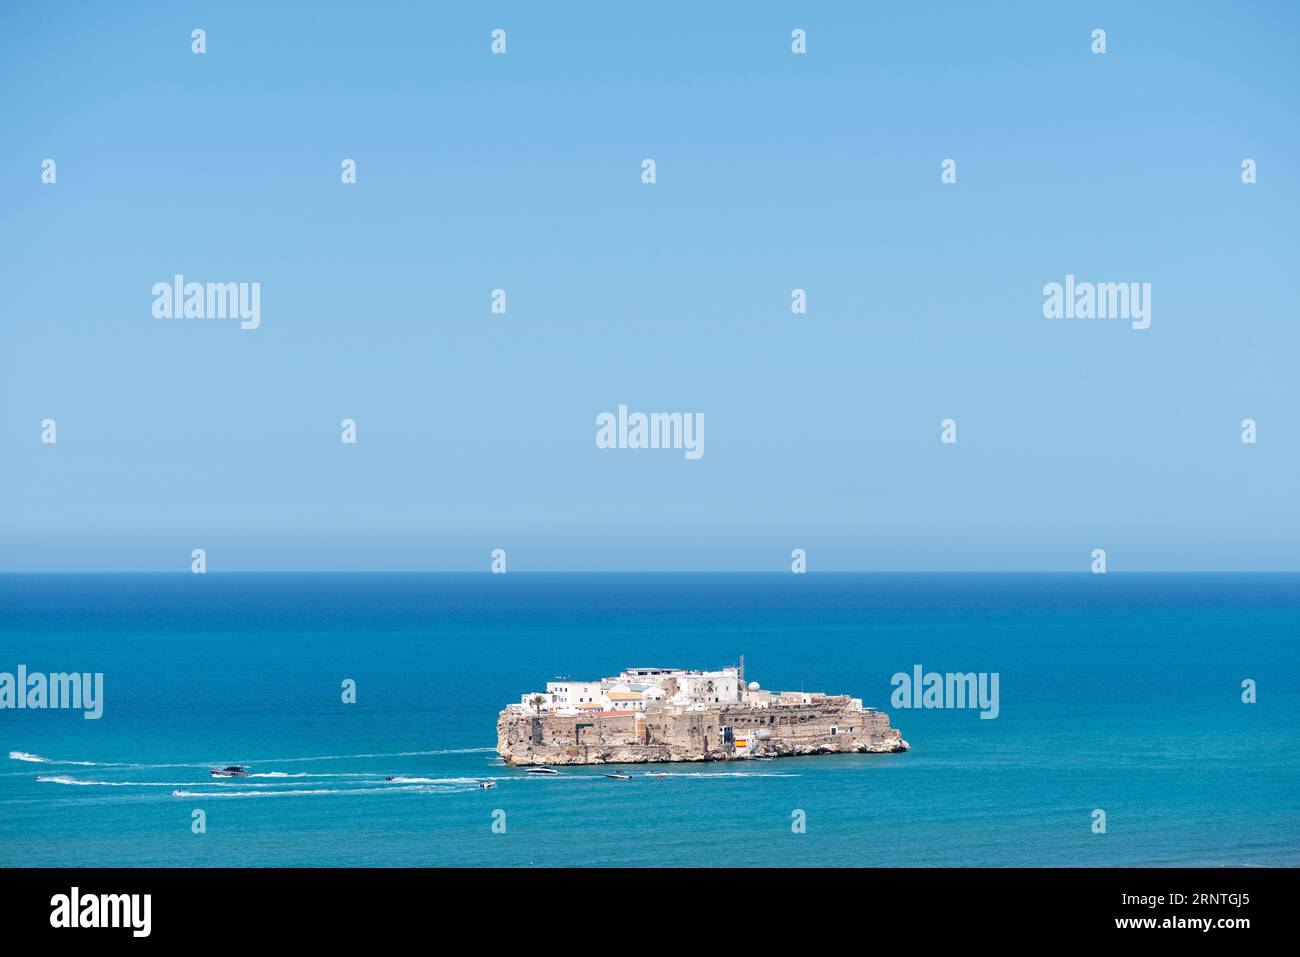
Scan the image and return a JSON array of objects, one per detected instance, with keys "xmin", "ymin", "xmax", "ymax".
[{"xmin": 497, "ymin": 664, "xmax": 908, "ymax": 766}]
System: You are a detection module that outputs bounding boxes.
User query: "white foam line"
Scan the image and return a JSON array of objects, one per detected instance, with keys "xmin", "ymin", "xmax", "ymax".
[
  {"xmin": 37, "ymin": 776, "xmax": 338, "ymax": 788},
  {"xmin": 251, "ymin": 748, "xmax": 496, "ymax": 763},
  {"xmin": 11, "ymin": 747, "xmax": 495, "ymax": 768},
  {"xmin": 630, "ymin": 771, "xmax": 800, "ymax": 778},
  {"xmin": 170, "ymin": 784, "xmax": 480, "ymax": 799},
  {"xmin": 246, "ymin": 772, "xmax": 383, "ymax": 779},
  {"xmin": 10, "ymin": 751, "xmax": 123, "ymax": 767},
  {"xmin": 504, "ymin": 770, "xmax": 799, "ymax": 780}
]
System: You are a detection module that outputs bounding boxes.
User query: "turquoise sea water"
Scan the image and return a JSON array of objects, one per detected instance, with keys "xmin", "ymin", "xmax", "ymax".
[{"xmin": 0, "ymin": 573, "xmax": 1296, "ymax": 867}]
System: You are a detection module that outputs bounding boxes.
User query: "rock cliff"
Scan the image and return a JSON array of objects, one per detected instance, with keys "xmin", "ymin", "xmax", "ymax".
[{"xmin": 497, "ymin": 705, "xmax": 908, "ymax": 766}]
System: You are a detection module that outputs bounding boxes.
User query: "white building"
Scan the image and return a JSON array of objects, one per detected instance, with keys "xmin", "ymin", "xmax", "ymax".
[
  {"xmin": 597, "ymin": 682, "xmax": 645, "ymax": 712},
  {"xmin": 516, "ymin": 666, "xmax": 749, "ymax": 716},
  {"xmin": 545, "ymin": 680, "xmax": 602, "ymax": 713},
  {"xmin": 619, "ymin": 667, "xmax": 677, "ymax": 681},
  {"xmin": 668, "ymin": 668, "xmax": 742, "ymax": 707}
]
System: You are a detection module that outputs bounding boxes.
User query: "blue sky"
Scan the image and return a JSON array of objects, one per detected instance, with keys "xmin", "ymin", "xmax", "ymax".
[{"xmin": 2, "ymin": 2, "xmax": 1297, "ymax": 571}]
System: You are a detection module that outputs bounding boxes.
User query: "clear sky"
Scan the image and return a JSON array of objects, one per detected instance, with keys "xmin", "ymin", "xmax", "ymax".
[{"xmin": 2, "ymin": 2, "xmax": 1297, "ymax": 571}]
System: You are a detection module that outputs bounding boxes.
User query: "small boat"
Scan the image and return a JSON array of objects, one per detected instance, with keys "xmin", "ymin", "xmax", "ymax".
[
  {"xmin": 603, "ymin": 772, "xmax": 632, "ymax": 780},
  {"xmin": 478, "ymin": 781, "xmax": 496, "ymax": 789},
  {"xmin": 525, "ymin": 767, "xmax": 558, "ymax": 775},
  {"xmin": 209, "ymin": 765, "xmax": 249, "ymax": 778},
  {"xmin": 385, "ymin": 776, "xmax": 397, "ymax": 782}
]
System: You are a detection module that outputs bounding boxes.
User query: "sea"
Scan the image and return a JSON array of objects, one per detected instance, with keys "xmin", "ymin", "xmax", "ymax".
[{"xmin": 0, "ymin": 573, "xmax": 1296, "ymax": 867}]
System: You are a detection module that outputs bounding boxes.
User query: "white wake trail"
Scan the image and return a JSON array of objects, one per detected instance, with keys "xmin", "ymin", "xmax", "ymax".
[
  {"xmin": 11, "ymin": 747, "xmax": 495, "ymax": 768},
  {"xmin": 37, "ymin": 775, "xmax": 337, "ymax": 789},
  {"xmin": 169, "ymin": 782, "xmax": 483, "ymax": 799}
]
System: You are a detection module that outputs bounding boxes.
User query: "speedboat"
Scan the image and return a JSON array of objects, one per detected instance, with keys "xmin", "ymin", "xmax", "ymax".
[
  {"xmin": 478, "ymin": 781, "xmax": 496, "ymax": 789},
  {"xmin": 603, "ymin": 772, "xmax": 632, "ymax": 780},
  {"xmin": 525, "ymin": 767, "xmax": 558, "ymax": 775},
  {"xmin": 209, "ymin": 765, "xmax": 250, "ymax": 778}
]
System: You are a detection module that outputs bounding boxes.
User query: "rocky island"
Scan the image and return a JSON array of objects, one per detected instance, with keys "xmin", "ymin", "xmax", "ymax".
[{"xmin": 497, "ymin": 664, "xmax": 908, "ymax": 765}]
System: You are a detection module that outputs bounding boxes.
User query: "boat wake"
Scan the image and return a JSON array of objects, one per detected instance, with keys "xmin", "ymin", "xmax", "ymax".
[
  {"xmin": 9, "ymin": 751, "xmax": 121, "ymax": 767},
  {"xmin": 13, "ymin": 749, "xmax": 792, "ymax": 800},
  {"xmin": 252, "ymin": 748, "xmax": 496, "ymax": 763},
  {"xmin": 171, "ymin": 788, "xmax": 359, "ymax": 799},
  {"xmin": 246, "ymin": 772, "xmax": 381, "ymax": 779},
  {"xmin": 36, "ymin": 775, "xmax": 348, "ymax": 789},
  {"xmin": 9, "ymin": 747, "xmax": 495, "ymax": 769},
  {"xmin": 170, "ymin": 782, "xmax": 484, "ymax": 799}
]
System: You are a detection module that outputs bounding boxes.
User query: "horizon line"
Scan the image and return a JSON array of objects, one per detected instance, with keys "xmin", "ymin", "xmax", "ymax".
[{"xmin": 1, "ymin": 569, "xmax": 1297, "ymax": 576}]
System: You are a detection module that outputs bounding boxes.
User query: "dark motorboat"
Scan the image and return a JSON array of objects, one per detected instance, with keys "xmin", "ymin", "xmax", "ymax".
[{"xmin": 209, "ymin": 765, "xmax": 250, "ymax": 778}]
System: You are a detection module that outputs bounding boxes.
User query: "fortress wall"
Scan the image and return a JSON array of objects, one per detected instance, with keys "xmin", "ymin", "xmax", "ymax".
[
  {"xmin": 509, "ymin": 712, "xmax": 638, "ymax": 748},
  {"xmin": 498, "ymin": 702, "xmax": 908, "ymax": 766}
]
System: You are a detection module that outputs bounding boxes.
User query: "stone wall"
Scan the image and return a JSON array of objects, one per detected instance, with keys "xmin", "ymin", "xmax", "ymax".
[{"xmin": 497, "ymin": 701, "xmax": 907, "ymax": 766}]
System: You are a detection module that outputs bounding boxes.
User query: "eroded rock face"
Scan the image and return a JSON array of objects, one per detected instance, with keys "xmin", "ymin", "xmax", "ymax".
[{"xmin": 496, "ymin": 708, "xmax": 908, "ymax": 766}]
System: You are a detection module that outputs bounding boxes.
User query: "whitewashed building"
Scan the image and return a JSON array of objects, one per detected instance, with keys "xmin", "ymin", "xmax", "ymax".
[{"xmin": 546, "ymin": 680, "xmax": 602, "ymax": 712}]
